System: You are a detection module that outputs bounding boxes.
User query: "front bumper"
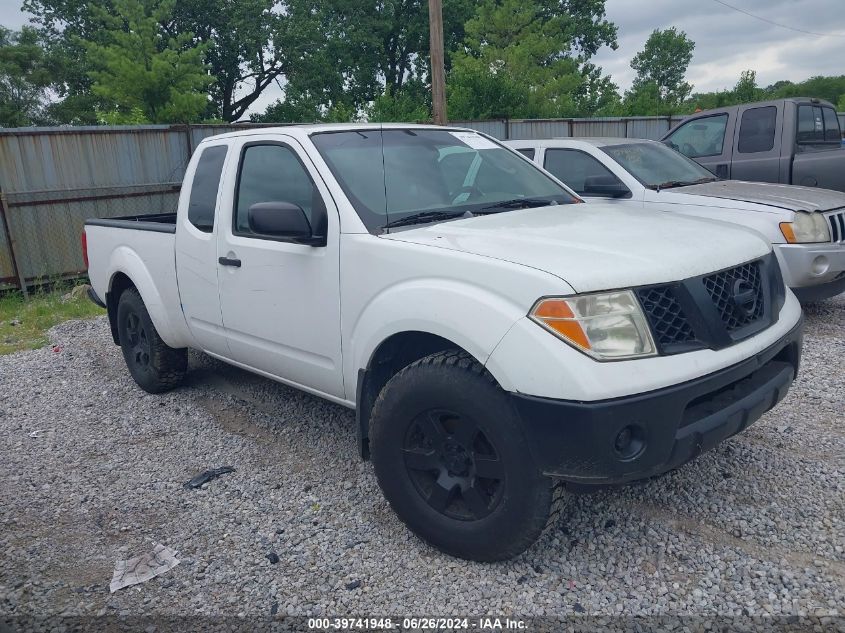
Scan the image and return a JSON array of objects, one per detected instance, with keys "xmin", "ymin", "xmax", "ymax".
[
  {"xmin": 511, "ymin": 318, "xmax": 803, "ymax": 486},
  {"xmin": 775, "ymin": 242, "xmax": 845, "ymax": 299}
]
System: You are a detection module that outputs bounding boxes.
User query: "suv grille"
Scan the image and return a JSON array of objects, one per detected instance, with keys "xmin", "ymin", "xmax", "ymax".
[
  {"xmin": 636, "ymin": 254, "xmax": 782, "ymax": 356},
  {"xmin": 636, "ymin": 287, "xmax": 696, "ymax": 346},
  {"xmin": 702, "ymin": 261, "xmax": 764, "ymax": 331},
  {"xmin": 827, "ymin": 210, "xmax": 845, "ymax": 243}
]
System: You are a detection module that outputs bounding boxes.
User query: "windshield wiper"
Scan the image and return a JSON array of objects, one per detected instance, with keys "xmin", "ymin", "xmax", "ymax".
[
  {"xmin": 382, "ymin": 210, "xmax": 469, "ymax": 229},
  {"xmin": 474, "ymin": 197, "xmax": 559, "ymax": 214},
  {"xmin": 652, "ymin": 177, "xmax": 717, "ymax": 191}
]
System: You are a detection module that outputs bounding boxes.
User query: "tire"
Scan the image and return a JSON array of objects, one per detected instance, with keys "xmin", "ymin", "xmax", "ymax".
[
  {"xmin": 116, "ymin": 288, "xmax": 187, "ymax": 393},
  {"xmin": 369, "ymin": 350, "xmax": 559, "ymax": 561}
]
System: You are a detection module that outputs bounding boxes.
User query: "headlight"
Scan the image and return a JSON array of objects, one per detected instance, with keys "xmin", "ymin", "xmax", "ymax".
[
  {"xmin": 780, "ymin": 212, "xmax": 831, "ymax": 243},
  {"xmin": 529, "ymin": 290, "xmax": 657, "ymax": 360}
]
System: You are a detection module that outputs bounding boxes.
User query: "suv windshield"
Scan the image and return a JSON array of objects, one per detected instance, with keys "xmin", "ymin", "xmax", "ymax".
[
  {"xmin": 311, "ymin": 128, "xmax": 576, "ymax": 232},
  {"xmin": 602, "ymin": 142, "xmax": 717, "ymax": 190}
]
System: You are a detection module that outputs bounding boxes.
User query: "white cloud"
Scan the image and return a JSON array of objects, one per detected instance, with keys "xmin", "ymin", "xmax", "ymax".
[{"xmin": 593, "ymin": 0, "xmax": 845, "ymax": 93}]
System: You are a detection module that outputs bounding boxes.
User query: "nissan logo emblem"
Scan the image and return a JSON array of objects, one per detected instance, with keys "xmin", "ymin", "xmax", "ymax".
[{"xmin": 731, "ymin": 279, "xmax": 757, "ymax": 318}]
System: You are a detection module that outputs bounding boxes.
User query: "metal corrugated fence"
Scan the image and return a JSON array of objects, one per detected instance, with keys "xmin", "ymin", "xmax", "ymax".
[
  {"xmin": 452, "ymin": 116, "xmax": 686, "ymax": 140},
  {"xmin": 0, "ymin": 123, "xmax": 274, "ymax": 293},
  {"xmin": 1, "ymin": 114, "xmax": 843, "ymax": 293}
]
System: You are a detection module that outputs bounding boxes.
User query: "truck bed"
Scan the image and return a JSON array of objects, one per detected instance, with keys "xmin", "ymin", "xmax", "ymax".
[{"xmin": 84, "ymin": 215, "xmax": 188, "ymax": 349}]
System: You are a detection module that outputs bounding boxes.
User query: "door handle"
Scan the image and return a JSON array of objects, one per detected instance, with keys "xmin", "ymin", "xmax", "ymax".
[
  {"xmin": 715, "ymin": 164, "xmax": 728, "ymax": 178},
  {"xmin": 218, "ymin": 256, "xmax": 241, "ymax": 268}
]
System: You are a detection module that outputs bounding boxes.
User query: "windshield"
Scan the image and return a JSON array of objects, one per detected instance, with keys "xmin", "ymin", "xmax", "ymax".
[
  {"xmin": 602, "ymin": 142, "xmax": 717, "ymax": 189},
  {"xmin": 311, "ymin": 128, "xmax": 576, "ymax": 232}
]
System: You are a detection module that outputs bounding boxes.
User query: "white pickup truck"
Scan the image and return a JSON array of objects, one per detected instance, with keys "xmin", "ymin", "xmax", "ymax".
[
  {"xmin": 84, "ymin": 124, "xmax": 803, "ymax": 561},
  {"xmin": 506, "ymin": 138, "xmax": 845, "ymax": 302}
]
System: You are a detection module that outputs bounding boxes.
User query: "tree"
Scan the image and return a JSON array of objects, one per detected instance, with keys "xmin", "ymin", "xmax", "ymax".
[
  {"xmin": 80, "ymin": 0, "xmax": 213, "ymax": 123},
  {"xmin": 25, "ymin": 0, "xmax": 294, "ymax": 122},
  {"xmin": 628, "ymin": 27, "xmax": 695, "ymax": 115},
  {"xmin": 168, "ymin": 0, "xmax": 289, "ymax": 121},
  {"xmin": 447, "ymin": 0, "xmax": 618, "ymax": 120},
  {"xmin": 367, "ymin": 81, "xmax": 430, "ymax": 122},
  {"xmin": 0, "ymin": 26, "xmax": 53, "ymax": 127},
  {"xmin": 732, "ymin": 69, "xmax": 762, "ymax": 104},
  {"xmin": 266, "ymin": 0, "xmax": 474, "ymax": 121}
]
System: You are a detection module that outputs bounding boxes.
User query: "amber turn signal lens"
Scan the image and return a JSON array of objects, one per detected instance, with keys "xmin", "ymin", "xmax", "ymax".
[
  {"xmin": 530, "ymin": 299, "xmax": 591, "ymax": 350},
  {"xmin": 779, "ymin": 222, "xmax": 797, "ymax": 244}
]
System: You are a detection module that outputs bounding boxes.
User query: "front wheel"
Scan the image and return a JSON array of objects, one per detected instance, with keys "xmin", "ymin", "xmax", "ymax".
[
  {"xmin": 117, "ymin": 288, "xmax": 187, "ymax": 393},
  {"xmin": 369, "ymin": 350, "xmax": 561, "ymax": 561}
]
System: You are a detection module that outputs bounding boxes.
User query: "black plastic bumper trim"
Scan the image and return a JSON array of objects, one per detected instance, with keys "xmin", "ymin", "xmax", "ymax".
[
  {"xmin": 87, "ymin": 286, "xmax": 106, "ymax": 309},
  {"xmin": 510, "ymin": 317, "xmax": 803, "ymax": 486}
]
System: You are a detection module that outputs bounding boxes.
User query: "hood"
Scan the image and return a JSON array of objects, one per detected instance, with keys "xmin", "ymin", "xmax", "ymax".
[
  {"xmin": 674, "ymin": 180, "xmax": 845, "ymax": 213},
  {"xmin": 383, "ymin": 204, "xmax": 771, "ymax": 293}
]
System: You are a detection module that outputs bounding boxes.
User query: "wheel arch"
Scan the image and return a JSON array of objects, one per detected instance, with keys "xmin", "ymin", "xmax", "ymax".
[
  {"xmin": 355, "ymin": 330, "xmax": 492, "ymax": 461},
  {"xmin": 105, "ymin": 271, "xmax": 136, "ymax": 345}
]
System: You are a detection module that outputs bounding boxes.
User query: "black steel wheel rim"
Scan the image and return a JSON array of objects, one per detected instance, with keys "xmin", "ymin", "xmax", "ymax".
[
  {"xmin": 402, "ymin": 409, "xmax": 505, "ymax": 521},
  {"xmin": 124, "ymin": 311, "xmax": 151, "ymax": 369}
]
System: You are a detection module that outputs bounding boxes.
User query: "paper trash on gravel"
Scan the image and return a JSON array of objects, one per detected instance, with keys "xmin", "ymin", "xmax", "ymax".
[{"xmin": 109, "ymin": 543, "xmax": 180, "ymax": 593}]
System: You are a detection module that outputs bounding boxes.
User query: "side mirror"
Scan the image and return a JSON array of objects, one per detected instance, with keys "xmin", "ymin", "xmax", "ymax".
[
  {"xmin": 247, "ymin": 202, "xmax": 324, "ymax": 245},
  {"xmin": 582, "ymin": 175, "xmax": 630, "ymax": 198}
]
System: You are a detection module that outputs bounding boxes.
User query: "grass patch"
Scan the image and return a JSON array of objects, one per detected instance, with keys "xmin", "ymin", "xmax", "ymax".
[{"xmin": 0, "ymin": 284, "xmax": 105, "ymax": 355}]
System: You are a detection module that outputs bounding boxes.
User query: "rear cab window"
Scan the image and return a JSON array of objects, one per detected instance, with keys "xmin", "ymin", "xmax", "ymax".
[
  {"xmin": 797, "ymin": 104, "xmax": 841, "ymax": 146},
  {"xmin": 515, "ymin": 148, "xmax": 535, "ymax": 159},
  {"xmin": 187, "ymin": 145, "xmax": 228, "ymax": 232}
]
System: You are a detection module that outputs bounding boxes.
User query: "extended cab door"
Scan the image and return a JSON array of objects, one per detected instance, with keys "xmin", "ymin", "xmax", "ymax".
[
  {"xmin": 175, "ymin": 143, "xmax": 231, "ymax": 356},
  {"xmin": 664, "ymin": 112, "xmax": 734, "ymax": 179},
  {"xmin": 729, "ymin": 104, "xmax": 784, "ymax": 184},
  {"xmin": 215, "ymin": 135, "xmax": 344, "ymax": 398}
]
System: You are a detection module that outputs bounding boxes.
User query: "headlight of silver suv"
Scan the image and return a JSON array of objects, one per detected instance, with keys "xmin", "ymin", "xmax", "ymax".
[
  {"xmin": 529, "ymin": 290, "xmax": 657, "ymax": 360},
  {"xmin": 780, "ymin": 211, "xmax": 831, "ymax": 244}
]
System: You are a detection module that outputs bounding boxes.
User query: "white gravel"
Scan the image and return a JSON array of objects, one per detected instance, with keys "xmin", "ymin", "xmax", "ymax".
[{"xmin": 0, "ymin": 295, "xmax": 843, "ymax": 629}]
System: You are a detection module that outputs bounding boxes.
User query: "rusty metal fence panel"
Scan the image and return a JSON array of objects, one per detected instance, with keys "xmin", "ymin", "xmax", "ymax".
[{"xmin": 0, "ymin": 125, "xmax": 191, "ymax": 292}]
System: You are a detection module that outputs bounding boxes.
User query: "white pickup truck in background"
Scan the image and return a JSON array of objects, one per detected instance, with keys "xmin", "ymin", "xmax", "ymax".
[
  {"xmin": 507, "ymin": 138, "xmax": 845, "ymax": 302},
  {"xmin": 84, "ymin": 124, "xmax": 803, "ymax": 561}
]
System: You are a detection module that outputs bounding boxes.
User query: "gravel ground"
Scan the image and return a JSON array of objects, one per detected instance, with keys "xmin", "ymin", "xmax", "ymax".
[{"xmin": 1, "ymin": 295, "xmax": 843, "ymax": 629}]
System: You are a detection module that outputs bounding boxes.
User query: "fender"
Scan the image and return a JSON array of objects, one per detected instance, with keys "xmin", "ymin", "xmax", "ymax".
[
  {"xmin": 345, "ymin": 277, "xmax": 531, "ymax": 397},
  {"xmin": 107, "ymin": 246, "xmax": 193, "ymax": 349}
]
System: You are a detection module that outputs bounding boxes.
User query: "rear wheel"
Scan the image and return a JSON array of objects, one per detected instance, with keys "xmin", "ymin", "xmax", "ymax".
[
  {"xmin": 369, "ymin": 350, "xmax": 559, "ymax": 561},
  {"xmin": 117, "ymin": 288, "xmax": 187, "ymax": 393}
]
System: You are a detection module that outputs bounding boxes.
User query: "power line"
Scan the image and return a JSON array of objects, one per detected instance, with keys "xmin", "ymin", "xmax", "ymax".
[{"xmin": 711, "ymin": 0, "xmax": 845, "ymax": 38}]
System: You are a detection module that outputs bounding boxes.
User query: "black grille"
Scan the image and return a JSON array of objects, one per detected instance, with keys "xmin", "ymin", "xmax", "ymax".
[
  {"xmin": 827, "ymin": 211, "xmax": 845, "ymax": 243},
  {"xmin": 635, "ymin": 255, "xmax": 778, "ymax": 356},
  {"xmin": 702, "ymin": 261, "xmax": 764, "ymax": 331},
  {"xmin": 636, "ymin": 286, "xmax": 696, "ymax": 346}
]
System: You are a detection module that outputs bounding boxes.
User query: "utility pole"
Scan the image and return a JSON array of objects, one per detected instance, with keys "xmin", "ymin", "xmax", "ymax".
[{"xmin": 428, "ymin": 0, "xmax": 447, "ymax": 125}]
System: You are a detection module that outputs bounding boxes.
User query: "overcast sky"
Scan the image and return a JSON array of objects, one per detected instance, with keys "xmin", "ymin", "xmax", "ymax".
[
  {"xmin": 594, "ymin": 0, "xmax": 845, "ymax": 93},
  {"xmin": 3, "ymin": 0, "xmax": 845, "ymax": 116}
]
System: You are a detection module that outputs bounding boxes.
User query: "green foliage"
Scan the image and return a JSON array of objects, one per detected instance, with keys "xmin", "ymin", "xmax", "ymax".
[
  {"xmin": 447, "ymin": 0, "xmax": 618, "ymax": 120},
  {"xmin": 684, "ymin": 73, "xmax": 845, "ymax": 116},
  {"xmin": 367, "ymin": 82, "xmax": 430, "ymax": 122},
  {"xmin": 169, "ymin": 0, "xmax": 287, "ymax": 121},
  {"xmin": 0, "ymin": 26, "xmax": 53, "ymax": 127},
  {"xmin": 0, "ymin": 284, "xmax": 104, "ymax": 355},
  {"xmin": 23, "ymin": 0, "xmax": 113, "ymax": 124},
  {"xmin": 628, "ymin": 27, "xmax": 695, "ymax": 115},
  {"xmin": 80, "ymin": 0, "xmax": 213, "ymax": 123}
]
